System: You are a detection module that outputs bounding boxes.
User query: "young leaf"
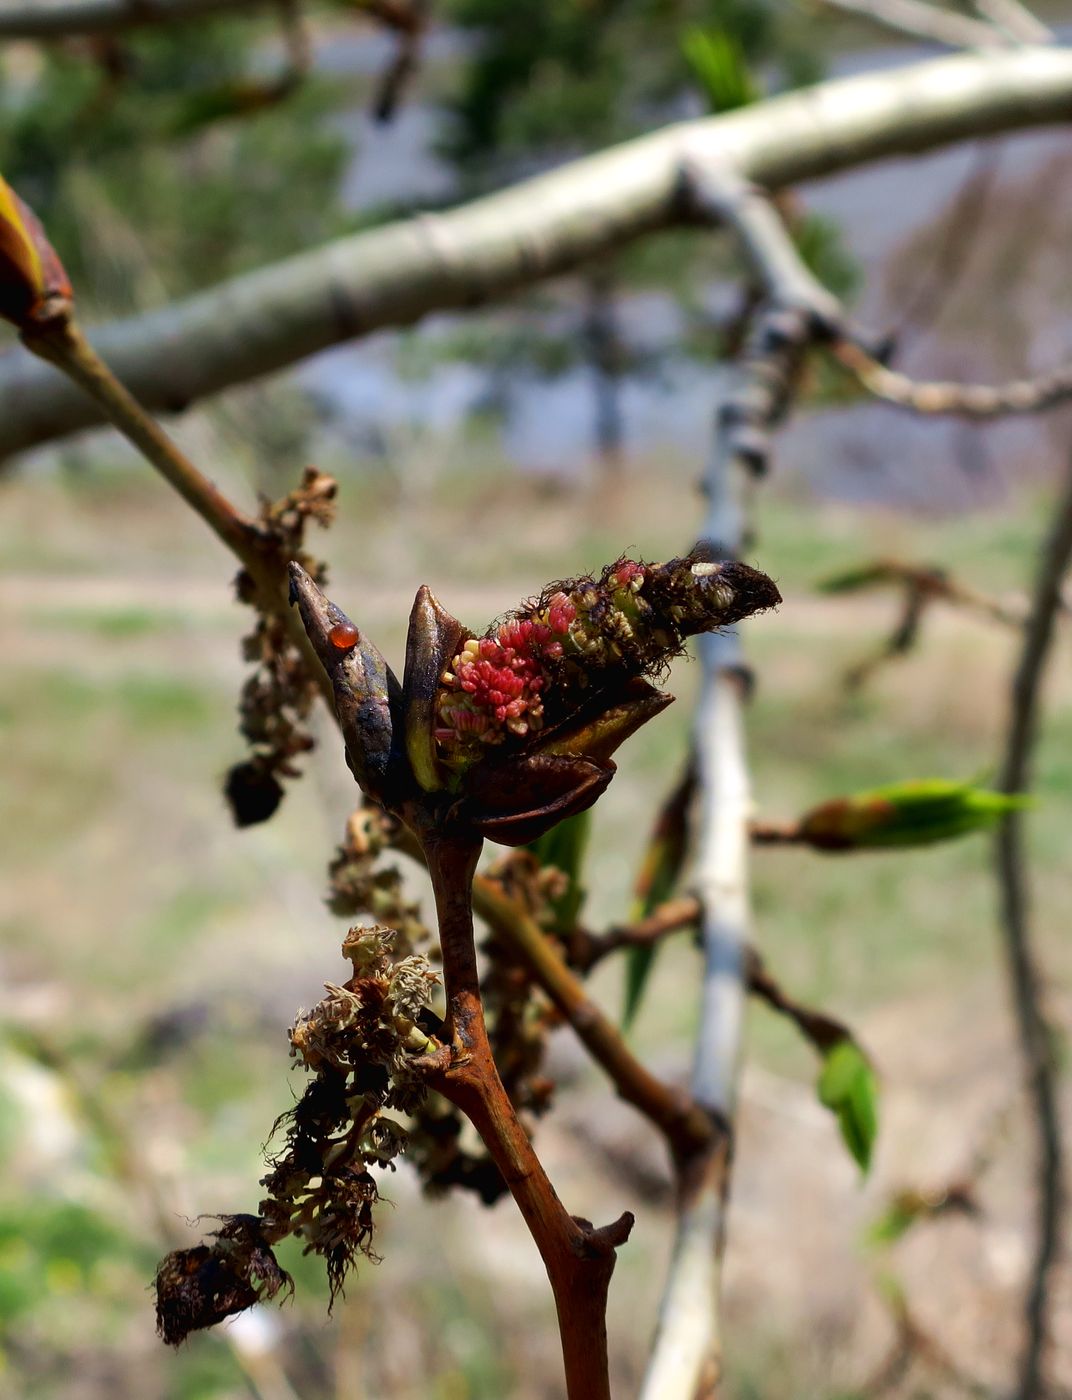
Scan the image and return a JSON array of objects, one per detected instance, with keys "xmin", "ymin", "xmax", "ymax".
[
  {"xmin": 623, "ymin": 762, "xmax": 696, "ymax": 1026},
  {"xmin": 681, "ymin": 26, "xmax": 761, "ymax": 114},
  {"xmin": 798, "ymin": 779, "xmax": 1031, "ymax": 851},
  {"xmin": 817, "ymin": 1039, "xmax": 879, "ymax": 1174}
]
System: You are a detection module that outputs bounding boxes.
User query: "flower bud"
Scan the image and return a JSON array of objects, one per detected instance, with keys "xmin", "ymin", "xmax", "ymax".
[
  {"xmin": 0, "ymin": 175, "xmax": 71, "ymax": 329},
  {"xmin": 797, "ymin": 779, "xmax": 1029, "ymax": 851},
  {"xmin": 288, "ymin": 562, "xmax": 400, "ymax": 803},
  {"xmin": 291, "ymin": 551, "xmax": 778, "ymax": 842}
]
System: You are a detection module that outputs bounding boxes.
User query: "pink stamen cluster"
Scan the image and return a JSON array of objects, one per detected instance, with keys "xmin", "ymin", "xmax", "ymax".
[
  {"xmin": 437, "ymin": 592, "xmax": 577, "ymax": 750},
  {"xmin": 606, "ymin": 560, "xmax": 646, "ymax": 592}
]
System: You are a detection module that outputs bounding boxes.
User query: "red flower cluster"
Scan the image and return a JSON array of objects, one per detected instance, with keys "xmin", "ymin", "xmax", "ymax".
[{"xmin": 437, "ymin": 592, "xmax": 577, "ymax": 749}]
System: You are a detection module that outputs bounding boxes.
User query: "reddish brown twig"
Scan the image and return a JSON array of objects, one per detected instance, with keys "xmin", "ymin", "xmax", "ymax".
[
  {"xmin": 472, "ymin": 875, "xmax": 715, "ymax": 1161},
  {"xmin": 408, "ymin": 824, "xmax": 634, "ymax": 1400},
  {"xmin": 567, "ymin": 894, "xmax": 701, "ymax": 972}
]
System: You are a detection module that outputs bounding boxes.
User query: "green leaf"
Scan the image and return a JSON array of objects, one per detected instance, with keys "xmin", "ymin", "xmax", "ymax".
[
  {"xmin": 817, "ymin": 1039, "xmax": 879, "ymax": 1174},
  {"xmin": 798, "ymin": 779, "xmax": 1032, "ymax": 851},
  {"xmin": 527, "ymin": 809, "xmax": 591, "ymax": 933},
  {"xmin": 681, "ymin": 26, "xmax": 761, "ymax": 115}
]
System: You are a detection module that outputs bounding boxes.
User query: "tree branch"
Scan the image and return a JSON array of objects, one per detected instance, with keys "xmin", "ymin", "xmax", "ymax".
[
  {"xmin": 2, "ymin": 47, "xmax": 1072, "ymax": 459},
  {"xmin": 19, "ymin": 308, "xmax": 337, "ymax": 712},
  {"xmin": 568, "ymin": 894, "xmax": 701, "ymax": 972},
  {"xmin": 835, "ymin": 342, "xmax": 1072, "ymax": 418},
  {"xmin": 640, "ymin": 154, "xmax": 850, "ymax": 1395},
  {"xmin": 995, "ymin": 453, "xmax": 1072, "ymax": 1400},
  {"xmin": 471, "ymin": 876, "xmax": 715, "ymax": 1161},
  {"xmin": 812, "ymin": 0, "xmax": 1012, "ymax": 50},
  {"xmin": 972, "ymin": 0, "xmax": 1051, "ymax": 44}
]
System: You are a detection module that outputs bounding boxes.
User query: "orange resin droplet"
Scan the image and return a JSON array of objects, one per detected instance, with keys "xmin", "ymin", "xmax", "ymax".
[{"xmin": 329, "ymin": 620, "xmax": 360, "ymax": 650}]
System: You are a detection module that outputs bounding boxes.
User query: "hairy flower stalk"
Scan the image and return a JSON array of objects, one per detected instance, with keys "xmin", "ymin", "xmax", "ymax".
[
  {"xmin": 433, "ymin": 551, "xmax": 780, "ymax": 773},
  {"xmin": 155, "ymin": 925, "xmax": 442, "ymax": 1344}
]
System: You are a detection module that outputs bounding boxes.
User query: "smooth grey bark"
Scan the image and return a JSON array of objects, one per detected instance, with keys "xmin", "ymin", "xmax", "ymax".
[{"xmin": 2, "ymin": 46, "xmax": 1072, "ymax": 460}]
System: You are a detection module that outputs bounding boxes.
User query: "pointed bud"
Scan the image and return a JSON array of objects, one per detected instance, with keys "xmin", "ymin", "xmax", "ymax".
[
  {"xmin": 0, "ymin": 175, "xmax": 71, "ymax": 329},
  {"xmin": 402, "ymin": 585, "xmax": 467, "ymax": 793},
  {"xmin": 288, "ymin": 562, "xmax": 400, "ymax": 802}
]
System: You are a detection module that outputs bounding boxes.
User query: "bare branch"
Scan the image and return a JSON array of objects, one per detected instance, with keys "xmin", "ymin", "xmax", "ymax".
[
  {"xmin": 471, "ymin": 877, "xmax": 716, "ymax": 1161},
  {"xmin": 835, "ymin": 342, "xmax": 1072, "ymax": 418},
  {"xmin": 568, "ymin": 895, "xmax": 701, "ymax": 972},
  {"xmin": 822, "ymin": 557, "xmax": 1043, "ymax": 628},
  {"xmin": 744, "ymin": 946, "xmax": 858, "ymax": 1054},
  {"xmin": 995, "ymin": 453, "xmax": 1072, "ymax": 1400},
  {"xmin": 972, "ymin": 0, "xmax": 1052, "ymax": 44},
  {"xmin": 683, "ymin": 159, "xmax": 1072, "ymax": 428},
  {"xmin": 2, "ymin": 47, "xmax": 1072, "ymax": 459},
  {"xmin": 640, "ymin": 159, "xmax": 826, "ymax": 1391},
  {"xmin": 813, "ymin": 0, "xmax": 1012, "ymax": 49}
]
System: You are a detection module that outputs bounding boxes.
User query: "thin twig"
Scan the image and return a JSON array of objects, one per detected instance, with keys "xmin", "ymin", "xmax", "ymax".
[
  {"xmin": 472, "ymin": 877, "xmax": 715, "ymax": 1160},
  {"xmin": 22, "ymin": 314, "xmax": 261, "ymax": 560},
  {"xmin": 744, "ymin": 946, "xmax": 857, "ymax": 1054},
  {"xmin": 685, "ymin": 157, "xmax": 1072, "ymax": 430},
  {"xmin": 811, "ymin": 0, "xmax": 1011, "ymax": 49},
  {"xmin": 995, "ymin": 454, "xmax": 1072, "ymax": 1400},
  {"xmin": 568, "ymin": 894, "xmax": 702, "ymax": 971},
  {"xmin": 972, "ymin": 0, "xmax": 1051, "ymax": 43},
  {"xmin": 19, "ymin": 309, "xmax": 335, "ymax": 710},
  {"xmin": 823, "ymin": 557, "xmax": 1042, "ymax": 629},
  {"xmin": 835, "ymin": 341, "xmax": 1072, "ymax": 418}
]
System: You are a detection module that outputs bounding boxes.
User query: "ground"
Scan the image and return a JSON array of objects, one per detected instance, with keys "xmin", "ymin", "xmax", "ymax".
[{"xmin": 1, "ymin": 439, "xmax": 1070, "ymax": 1399}]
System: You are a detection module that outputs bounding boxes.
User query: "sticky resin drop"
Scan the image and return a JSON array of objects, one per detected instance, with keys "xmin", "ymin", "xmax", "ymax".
[{"xmin": 329, "ymin": 620, "xmax": 360, "ymax": 650}]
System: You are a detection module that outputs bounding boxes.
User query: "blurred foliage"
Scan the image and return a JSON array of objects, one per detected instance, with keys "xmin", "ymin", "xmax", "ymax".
[
  {"xmin": 0, "ymin": 21, "xmax": 350, "ymax": 308},
  {"xmin": 441, "ymin": 0, "xmax": 822, "ymax": 178},
  {"xmin": 425, "ymin": 0, "xmax": 853, "ymax": 456}
]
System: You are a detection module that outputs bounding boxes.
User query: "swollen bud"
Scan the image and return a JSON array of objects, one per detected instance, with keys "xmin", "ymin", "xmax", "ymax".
[
  {"xmin": 0, "ymin": 174, "xmax": 71, "ymax": 330},
  {"xmin": 291, "ymin": 551, "xmax": 779, "ymax": 843},
  {"xmin": 797, "ymin": 779, "xmax": 1030, "ymax": 851}
]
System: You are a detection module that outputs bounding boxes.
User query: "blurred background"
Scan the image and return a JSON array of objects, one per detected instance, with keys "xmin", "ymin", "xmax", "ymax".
[{"xmin": 1, "ymin": 3, "xmax": 1071, "ymax": 1397}]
